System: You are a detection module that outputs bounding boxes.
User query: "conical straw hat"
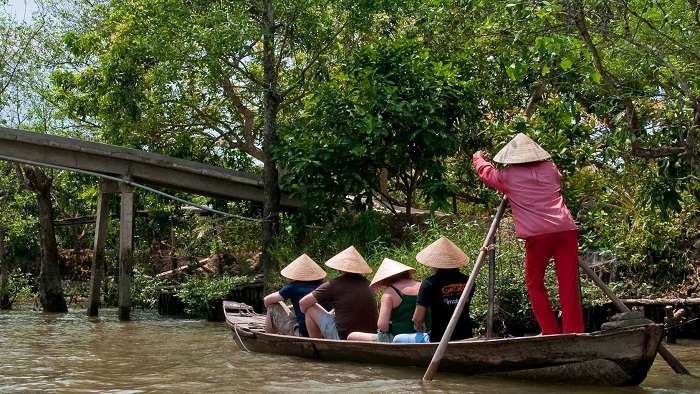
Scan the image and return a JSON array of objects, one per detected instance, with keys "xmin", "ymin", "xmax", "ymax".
[
  {"xmin": 492, "ymin": 133, "xmax": 551, "ymax": 164},
  {"xmin": 416, "ymin": 236, "xmax": 470, "ymax": 269},
  {"xmin": 324, "ymin": 245, "xmax": 372, "ymax": 274},
  {"xmin": 280, "ymin": 253, "xmax": 327, "ymax": 281},
  {"xmin": 369, "ymin": 258, "xmax": 416, "ymax": 287}
]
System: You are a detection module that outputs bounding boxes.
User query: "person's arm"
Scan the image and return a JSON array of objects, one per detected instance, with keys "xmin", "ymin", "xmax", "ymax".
[
  {"xmin": 376, "ymin": 292, "xmax": 394, "ymax": 332},
  {"xmin": 412, "ymin": 305, "xmax": 428, "ymax": 333},
  {"xmin": 299, "ymin": 292, "xmax": 318, "ymax": 314},
  {"xmin": 472, "ymin": 151, "xmax": 507, "ymax": 193},
  {"xmin": 263, "ymin": 292, "xmax": 285, "ymax": 308}
]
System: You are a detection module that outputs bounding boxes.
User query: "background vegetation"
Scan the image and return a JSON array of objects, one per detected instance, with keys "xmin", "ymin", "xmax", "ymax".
[{"xmin": 1, "ymin": 0, "xmax": 699, "ymax": 324}]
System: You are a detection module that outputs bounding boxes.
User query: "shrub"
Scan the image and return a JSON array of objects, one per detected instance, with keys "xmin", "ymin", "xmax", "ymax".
[
  {"xmin": 1, "ymin": 269, "xmax": 34, "ymax": 308},
  {"xmin": 175, "ymin": 274, "xmax": 250, "ymax": 317},
  {"xmin": 132, "ymin": 268, "xmax": 169, "ymax": 309}
]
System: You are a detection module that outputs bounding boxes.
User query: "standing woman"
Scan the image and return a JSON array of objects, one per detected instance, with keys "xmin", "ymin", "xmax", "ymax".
[
  {"xmin": 472, "ymin": 133, "xmax": 584, "ymax": 335},
  {"xmin": 347, "ymin": 258, "xmax": 429, "ymax": 342}
]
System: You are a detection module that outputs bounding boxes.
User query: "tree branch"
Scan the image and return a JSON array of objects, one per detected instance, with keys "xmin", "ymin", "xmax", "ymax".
[
  {"xmin": 219, "ymin": 78, "xmax": 263, "ymax": 160},
  {"xmin": 569, "ymin": 3, "xmax": 699, "ymax": 167},
  {"xmin": 0, "ymin": 18, "xmax": 47, "ymax": 96},
  {"xmin": 623, "ymin": 1, "xmax": 700, "ymax": 65},
  {"xmin": 281, "ymin": 20, "xmax": 349, "ymax": 99},
  {"xmin": 224, "ymin": 48, "xmax": 266, "ymax": 88},
  {"xmin": 621, "ymin": 36, "xmax": 695, "ymax": 100},
  {"xmin": 524, "ymin": 81, "xmax": 547, "ymax": 117}
]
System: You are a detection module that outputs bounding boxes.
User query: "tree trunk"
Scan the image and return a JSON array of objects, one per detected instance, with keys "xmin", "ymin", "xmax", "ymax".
[
  {"xmin": 405, "ymin": 186, "xmax": 413, "ymax": 215},
  {"xmin": 0, "ymin": 225, "xmax": 10, "ymax": 309},
  {"xmin": 20, "ymin": 166, "xmax": 67, "ymax": 313},
  {"xmin": 380, "ymin": 168, "xmax": 388, "ymax": 201},
  {"xmin": 260, "ymin": 0, "xmax": 282, "ymax": 294}
]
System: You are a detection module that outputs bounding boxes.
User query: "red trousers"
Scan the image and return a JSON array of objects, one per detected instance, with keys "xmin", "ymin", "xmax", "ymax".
[{"xmin": 524, "ymin": 230, "xmax": 585, "ymax": 335}]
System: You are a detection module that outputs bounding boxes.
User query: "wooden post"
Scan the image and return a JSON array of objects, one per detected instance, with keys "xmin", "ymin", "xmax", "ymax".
[
  {"xmin": 0, "ymin": 225, "xmax": 8, "ymax": 309},
  {"xmin": 170, "ymin": 217, "xmax": 177, "ymax": 271},
  {"xmin": 665, "ymin": 305, "xmax": 682, "ymax": 344},
  {"xmin": 87, "ymin": 180, "xmax": 117, "ymax": 317},
  {"xmin": 486, "ymin": 234, "xmax": 495, "ymax": 338},
  {"xmin": 118, "ymin": 181, "xmax": 134, "ymax": 321},
  {"xmin": 423, "ymin": 198, "xmax": 508, "ymax": 381}
]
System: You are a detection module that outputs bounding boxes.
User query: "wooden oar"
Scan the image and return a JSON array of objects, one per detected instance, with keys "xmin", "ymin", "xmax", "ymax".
[
  {"xmin": 423, "ymin": 197, "xmax": 508, "ymax": 381},
  {"xmin": 578, "ymin": 258, "xmax": 691, "ymax": 375}
]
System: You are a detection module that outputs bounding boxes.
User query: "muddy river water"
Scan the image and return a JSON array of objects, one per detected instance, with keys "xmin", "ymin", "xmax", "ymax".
[{"xmin": 1, "ymin": 307, "xmax": 699, "ymax": 393}]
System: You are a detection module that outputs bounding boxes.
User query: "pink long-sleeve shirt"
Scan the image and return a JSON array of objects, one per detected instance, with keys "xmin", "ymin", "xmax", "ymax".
[{"xmin": 472, "ymin": 157, "xmax": 578, "ymax": 239}]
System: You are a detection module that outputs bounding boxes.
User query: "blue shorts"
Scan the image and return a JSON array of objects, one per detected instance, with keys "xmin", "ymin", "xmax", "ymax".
[
  {"xmin": 318, "ymin": 313, "xmax": 341, "ymax": 340},
  {"xmin": 392, "ymin": 332, "xmax": 430, "ymax": 343}
]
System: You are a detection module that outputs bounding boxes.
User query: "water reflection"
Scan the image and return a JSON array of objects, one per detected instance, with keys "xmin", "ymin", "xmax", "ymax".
[{"xmin": 1, "ymin": 308, "xmax": 698, "ymax": 393}]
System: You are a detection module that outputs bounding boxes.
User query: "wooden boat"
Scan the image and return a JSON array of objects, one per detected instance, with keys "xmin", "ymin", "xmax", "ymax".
[{"xmin": 223, "ymin": 301, "xmax": 663, "ymax": 386}]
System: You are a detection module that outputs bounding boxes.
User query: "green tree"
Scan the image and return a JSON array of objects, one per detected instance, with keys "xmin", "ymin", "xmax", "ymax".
[
  {"xmin": 1, "ymin": 1, "xmax": 46, "ymax": 125},
  {"xmin": 16, "ymin": 165, "xmax": 68, "ymax": 312},
  {"xmin": 0, "ymin": 162, "xmax": 40, "ymax": 309},
  {"xmin": 1, "ymin": 1, "xmax": 69, "ymax": 310},
  {"xmin": 449, "ymin": 0, "xmax": 700, "ymax": 294},
  {"xmin": 560, "ymin": 0, "xmax": 700, "ymax": 212},
  {"xmin": 50, "ymin": 0, "xmax": 395, "ymax": 290},
  {"xmin": 279, "ymin": 37, "xmax": 481, "ymax": 219}
]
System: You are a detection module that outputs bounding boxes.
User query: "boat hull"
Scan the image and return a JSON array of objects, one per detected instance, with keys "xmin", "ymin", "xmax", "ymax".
[{"xmin": 223, "ymin": 302, "xmax": 662, "ymax": 386}]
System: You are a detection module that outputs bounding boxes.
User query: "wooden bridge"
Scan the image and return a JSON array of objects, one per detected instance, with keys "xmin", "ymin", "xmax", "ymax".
[{"xmin": 0, "ymin": 126, "xmax": 301, "ymax": 319}]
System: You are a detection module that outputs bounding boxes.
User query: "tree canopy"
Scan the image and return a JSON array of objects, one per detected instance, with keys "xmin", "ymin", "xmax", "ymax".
[
  {"xmin": 1, "ymin": 0, "xmax": 699, "ymax": 300},
  {"xmin": 279, "ymin": 36, "xmax": 482, "ymax": 218}
]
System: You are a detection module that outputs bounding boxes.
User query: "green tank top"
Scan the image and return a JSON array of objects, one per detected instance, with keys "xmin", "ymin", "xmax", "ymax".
[{"xmin": 388, "ymin": 285, "xmax": 431, "ymax": 336}]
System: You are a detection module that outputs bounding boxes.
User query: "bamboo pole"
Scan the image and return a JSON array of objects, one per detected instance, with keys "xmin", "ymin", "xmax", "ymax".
[
  {"xmin": 578, "ymin": 258, "xmax": 691, "ymax": 375},
  {"xmin": 423, "ymin": 198, "xmax": 508, "ymax": 381},
  {"xmin": 486, "ymin": 234, "xmax": 495, "ymax": 338}
]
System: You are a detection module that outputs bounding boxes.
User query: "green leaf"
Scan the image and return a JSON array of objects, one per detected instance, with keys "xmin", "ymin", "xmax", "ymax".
[{"xmin": 560, "ymin": 58, "xmax": 572, "ymax": 70}]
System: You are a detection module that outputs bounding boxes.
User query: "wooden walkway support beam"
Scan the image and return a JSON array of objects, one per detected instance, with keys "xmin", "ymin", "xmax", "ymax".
[
  {"xmin": 87, "ymin": 180, "xmax": 117, "ymax": 317},
  {"xmin": 0, "ymin": 126, "xmax": 301, "ymax": 208},
  {"xmin": 85, "ymin": 178, "xmax": 135, "ymax": 320},
  {"xmin": 118, "ymin": 181, "xmax": 134, "ymax": 321}
]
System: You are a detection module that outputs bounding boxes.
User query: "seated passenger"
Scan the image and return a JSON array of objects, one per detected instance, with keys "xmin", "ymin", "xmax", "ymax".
[
  {"xmin": 347, "ymin": 258, "xmax": 430, "ymax": 342},
  {"xmin": 412, "ymin": 236, "xmax": 476, "ymax": 343},
  {"xmin": 263, "ymin": 254, "xmax": 327, "ymax": 337},
  {"xmin": 299, "ymin": 246, "xmax": 378, "ymax": 340}
]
